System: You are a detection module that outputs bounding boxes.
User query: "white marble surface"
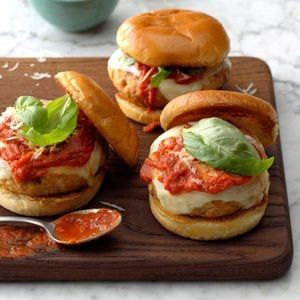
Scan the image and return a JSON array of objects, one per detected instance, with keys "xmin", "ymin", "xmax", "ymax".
[{"xmin": 0, "ymin": 0, "xmax": 299, "ymax": 299}]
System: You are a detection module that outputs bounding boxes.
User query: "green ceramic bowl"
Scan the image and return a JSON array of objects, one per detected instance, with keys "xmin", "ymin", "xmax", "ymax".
[{"xmin": 29, "ymin": 0, "xmax": 119, "ymax": 32}]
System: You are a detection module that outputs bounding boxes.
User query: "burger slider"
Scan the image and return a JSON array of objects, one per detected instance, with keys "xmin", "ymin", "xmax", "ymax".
[
  {"xmin": 108, "ymin": 9, "xmax": 231, "ymax": 124},
  {"xmin": 0, "ymin": 71, "xmax": 139, "ymax": 216},
  {"xmin": 140, "ymin": 90, "xmax": 278, "ymax": 240}
]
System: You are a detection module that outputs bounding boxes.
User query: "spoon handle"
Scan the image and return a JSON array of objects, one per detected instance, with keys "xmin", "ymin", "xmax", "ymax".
[{"xmin": 0, "ymin": 216, "xmax": 47, "ymax": 229}]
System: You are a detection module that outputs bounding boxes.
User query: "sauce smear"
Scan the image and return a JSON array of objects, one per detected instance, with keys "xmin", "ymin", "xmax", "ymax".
[
  {"xmin": 54, "ymin": 209, "xmax": 121, "ymax": 244},
  {"xmin": 0, "ymin": 225, "xmax": 57, "ymax": 259}
]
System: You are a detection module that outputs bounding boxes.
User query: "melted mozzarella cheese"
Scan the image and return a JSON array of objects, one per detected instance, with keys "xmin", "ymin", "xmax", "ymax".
[
  {"xmin": 108, "ymin": 49, "xmax": 140, "ymax": 77},
  {"xmin": 0, "ymin": 141, "xmax": 103, "ymax": 185},
  {"xmin": 153, "ymin": 173, "xmax": 269, "ymax": 215},
  {"xmin": 47, "ymin": 140, "xmax": 103, "ymax": 186},
  {"xmin": 158, "ymin": 58, "xmax": 231, "ymax": 101},
  {"xmin": 0, "ymin": 159, "xmax": 11, "ymax": 180},
  {"xmin": 149, "ymin": 124, "xmax": 269, "ymax": 215}
]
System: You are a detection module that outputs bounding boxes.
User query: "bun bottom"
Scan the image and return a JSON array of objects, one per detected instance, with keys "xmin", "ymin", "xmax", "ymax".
[
  {"xmin": 115, "ymin": 93, "xmax": 161, "ymax": 124},
  {"xmin": 149, "ymin": 184, "xmax": 268, "ymax": 240},
  {"xmin": 0, "ymin": 169, "xmax": 105, "ymax": 217}
]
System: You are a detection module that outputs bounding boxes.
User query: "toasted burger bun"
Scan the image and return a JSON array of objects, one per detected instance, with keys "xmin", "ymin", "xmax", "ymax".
[
  {"xmin": 117, "ymin": 9, "xmax": 230, "ymax": 67},
  {"xmin": 0, "ymin": 169, "xmax": 105, "ymax": 217},
  {"xmin": 149, "ymin": 183, "xmax": 268, "ymax": 240},
  {"xmin": 0, "ymin": 139, "xmax": 107, "ymax": 197},
  {"xmin": 115, "ymin": 93, "xmax": 161, "ymax": 124},
  {"xmin": 55, "ymin": 71, "xmax": 139, "ymax": 167},
  {"xmin": 160, "ymin": 90, "xmax": 278, "ymax": 146}
]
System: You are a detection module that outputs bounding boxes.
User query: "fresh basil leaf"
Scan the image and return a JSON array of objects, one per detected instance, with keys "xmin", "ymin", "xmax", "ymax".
[
  {"xmin": 15, "ymin": 96, "xmax": 48, "ymax": 133},
  {"xmin": 15, "ymin": 94, "xmax": 78, "ymax": 147},
  {"xmin": 46, "ymin": 95, "xmax": 77, "ymax": 132},
  {"xmin": 150, "ymin": 67, "xmax": 171, "ymax": 88},
  {"xmin": 15, "ymin": 96, "xmax": 43, "ymax": 111},
  {"xmin": 183, "ymin": 117, "xmax": 274, "ymax": 176},
  {"xmin": 17, "ymin": 105, "xmax": 48, "ymax": 133},
  {"xmin": 218, "ymin": 156, "xmax": 274, "ymax": 176},
  {"xmin": 23, "ymin": 125, "xmax": 76, "ymax": 147}
]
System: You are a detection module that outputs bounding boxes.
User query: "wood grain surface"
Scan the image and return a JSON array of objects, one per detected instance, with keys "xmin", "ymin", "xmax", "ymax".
[{"xmin": 0, "ymin": 57, "xmax": 293, "ymax": 281}]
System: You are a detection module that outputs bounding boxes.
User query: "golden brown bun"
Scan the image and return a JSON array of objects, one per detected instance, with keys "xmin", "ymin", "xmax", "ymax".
[
  {"xmin": 149, "ymin": 183, "xmax": 268, "ymax": 240},
  {"xmin": 55, "ymin": 71, "xmax": 139, "ymax": 167},
  {"xmin": 115, "ymin": 93, "xmax": 161, "ymax": 124},
  {"xmin": 117, "ymin": 9, "xmax": 230, "ymax": 67},
  {"xmin": 0, "ymin": 139, "xmax": 107, "ymax": 197},
  {"xmin": 0, "ymin": 169, "xmax": 105, "ymax": 217},
  {"xmin": 160, "ymin": 90, "xmax": 278, "ymax": 146}
]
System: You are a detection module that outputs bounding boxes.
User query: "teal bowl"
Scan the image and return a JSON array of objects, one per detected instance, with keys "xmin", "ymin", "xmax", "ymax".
[{"xmin": 29, "ymin": 0, "xmax": 119, "ymax": 32}]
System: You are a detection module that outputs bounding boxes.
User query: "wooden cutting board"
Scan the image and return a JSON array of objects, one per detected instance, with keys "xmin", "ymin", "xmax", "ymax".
[{"xmin": 0, "ymin": 57, "xmax": 293, "ymax": 281}]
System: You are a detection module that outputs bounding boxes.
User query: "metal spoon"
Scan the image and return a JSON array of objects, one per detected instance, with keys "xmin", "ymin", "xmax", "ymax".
[{"xmin": 0, "ymin": 208, "xmax": 122, "ymax": 245}]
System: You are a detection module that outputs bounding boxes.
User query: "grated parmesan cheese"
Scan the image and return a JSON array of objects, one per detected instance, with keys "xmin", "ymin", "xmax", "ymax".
[
  {"xmin": 235, "ymin": 83, "xmax": 257, "ymax": 95},
  {"xmin": 8, "ymin": 62, "xmax": 19, "ymax": 72},
  {"xmin": 30, "ymin": 72, "xmax": 51, "ymax": 80},
  {"xmin": 1, "ymin": 62, "xmax": 8, "ymax": 69},
  {"xmin": 36, "ymin": 57, "xmax": 47, "ymax": 63},
  {"xmin": 31, "ymin": 147, "xmax": 46, "ymax": 160}
]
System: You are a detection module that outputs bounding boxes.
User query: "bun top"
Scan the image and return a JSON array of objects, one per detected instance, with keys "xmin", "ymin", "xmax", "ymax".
[
  {"xmin": 55, "ymin": 71, "xmax": 139, "ymax": 167},
  {"xmin": 160, "ymin": 90, "xmax": 278, "ymax": 147},
  {"xmin": 117, "ymin": 9, "xmax": 230, "ymax": 67}
]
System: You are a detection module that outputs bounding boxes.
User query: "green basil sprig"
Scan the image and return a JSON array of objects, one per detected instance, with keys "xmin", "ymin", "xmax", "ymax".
[
  {"xmin": 182, "ymin": 117, "xmax": 274, "ymax": 176},
  {"xmin": 150, "ymin": 67, "xmax": 171, "ymax": 88},
  {"xmin": 15, "ymin": 95, "xmax": 78, "ymax": 147}
]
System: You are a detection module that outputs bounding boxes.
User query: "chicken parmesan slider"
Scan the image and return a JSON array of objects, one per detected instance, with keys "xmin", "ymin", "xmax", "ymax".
[
  {"xmin": 0, "ymin": 71, "xmax": 139, "ymax": 216},
  {"xmin": 140, "ymin": 90, "xmax": 278, "ymax": 240},
  {"xmin": 108, "ymin": 9, "xmax": 231, "ymax": 125}
]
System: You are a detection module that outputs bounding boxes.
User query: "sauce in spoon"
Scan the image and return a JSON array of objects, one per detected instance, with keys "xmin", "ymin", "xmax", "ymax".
[{"xmin": 53, "ymin": 208, "xmax": 122, "ymax": 244}]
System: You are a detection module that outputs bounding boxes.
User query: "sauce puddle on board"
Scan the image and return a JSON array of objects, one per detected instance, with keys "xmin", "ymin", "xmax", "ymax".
[
  {"xmin": 54, "ymin": 208, "xmax": 121, "ymax": 244},
  {"xmin": 0, "ymin": 225, "xmax": 57, "ymax": 259}
]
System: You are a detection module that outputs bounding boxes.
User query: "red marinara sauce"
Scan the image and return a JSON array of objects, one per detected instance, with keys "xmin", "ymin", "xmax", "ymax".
[
  {"xmin": 140, "ymin": 133, "xmax": 265, "ymax": 195},
  {"xmin": 136, "ymin": 62, "xmax": 158, "ymax": 107},
  {"xmin": 143, "ymin": 120, "xmax": 161, "ymax": 133},
  {"xmin": 0, "ymin": 225, "xmax": 57, "ymax": 259},
  {"xmin": 0, "ymin": 111, "xmax": 96, "ymax": 182},
  {"xmin": 136, "ymin": 62, "xmax": 204, "ymax": 108},
  {"xmin": 53, "ymin": 209, "xmax": 121, "ymax": 243}
]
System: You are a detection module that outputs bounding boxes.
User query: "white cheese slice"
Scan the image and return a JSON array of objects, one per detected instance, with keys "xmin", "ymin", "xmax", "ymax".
[
  {"xmin": 158, "ymin": 58, "xmax": 231, "ymax": 101},
  {"xmin": 47, "ymin": 140, "xmax": 103, "ymax": 186},
  {"xmin": 108, "ymin": 49, "xmax": 140, "ymax": 77},
  {"xmin": 0, "ymin": 159, "xmax": 12, "ymax": 180}
]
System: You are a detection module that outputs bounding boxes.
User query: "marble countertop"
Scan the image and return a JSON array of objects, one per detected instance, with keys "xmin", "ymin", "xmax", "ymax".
[{"xmin": 0, "ymin": 0, "xmax": 299, "ymax": 299}]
